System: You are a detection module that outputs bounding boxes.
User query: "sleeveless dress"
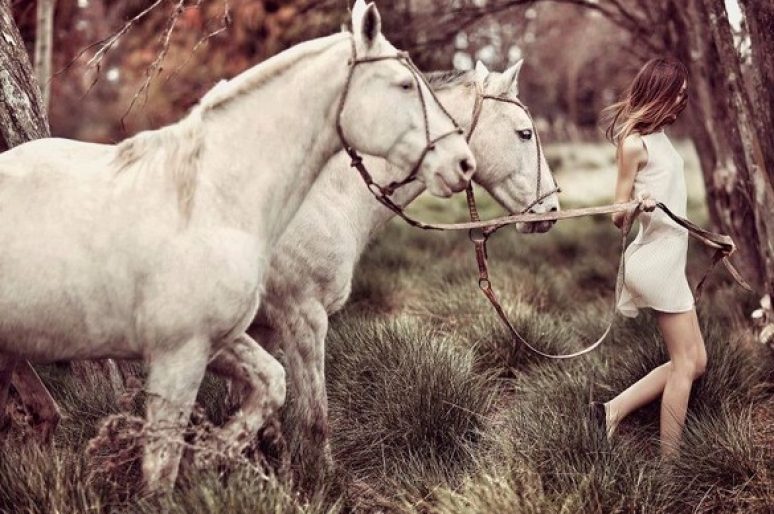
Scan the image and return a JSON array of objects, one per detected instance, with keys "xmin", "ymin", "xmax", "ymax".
[{"xmin": 617, "ymin": 129, "xmax": 694, "ymax": 318}]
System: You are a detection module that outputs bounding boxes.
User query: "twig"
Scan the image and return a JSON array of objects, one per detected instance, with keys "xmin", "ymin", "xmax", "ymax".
[
  {"xmin": 86, "ymin": 0, "xmax": 167, "ymax": 68},
  {"xmin": 120, "ymin": 0, "xmax": 187, "ymax": 127},
  {"xmin": 163, "ymin": 0, "xmax": 232, "ymax": 85}
]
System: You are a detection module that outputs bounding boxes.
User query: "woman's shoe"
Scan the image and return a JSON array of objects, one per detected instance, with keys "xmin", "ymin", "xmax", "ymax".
[{"xmin": 588, "ymin": 401, "xmax": 610, "ymax": 442}]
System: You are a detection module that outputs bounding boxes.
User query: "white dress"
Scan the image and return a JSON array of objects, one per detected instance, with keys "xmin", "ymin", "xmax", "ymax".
[{"xmin": 617, "ymin": 129, "xmax": 694, "ymax": 318}]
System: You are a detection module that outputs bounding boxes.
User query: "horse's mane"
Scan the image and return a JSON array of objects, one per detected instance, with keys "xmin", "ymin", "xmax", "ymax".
[
  {"xmin": 112, "ymin": 32, "xmax": 351, "ymax": 220},
  {"xmin": 426, "ymin": 69, "xmax": 475, "ymax": 90},
  {"xmin": 113, "ymin": 113, "xmax": 204, "ymax": 219}
]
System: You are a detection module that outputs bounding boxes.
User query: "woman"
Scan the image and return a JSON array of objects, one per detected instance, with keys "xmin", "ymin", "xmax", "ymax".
[{"xmin": 590, "ymin": 58, "xmax": 704, "ymax": 459}]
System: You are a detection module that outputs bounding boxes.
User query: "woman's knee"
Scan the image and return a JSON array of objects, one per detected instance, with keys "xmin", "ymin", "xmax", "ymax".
[
  {"xmin": 672, "ymin": 348, "xmax": 706, "ymax": 381},
  {"xmin": 670, "ymin": 357, "xmax": 697, "ymax": 382},
  {"xmin": 693, "ymin": 344, "xmax": 707, "ymax": 379}
]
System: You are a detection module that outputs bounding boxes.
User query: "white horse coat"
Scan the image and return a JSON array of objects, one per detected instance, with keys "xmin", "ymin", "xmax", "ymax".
[
  {"xmin": 248, "ymin": 61, "xmax": 560, "ymax": 479},
  {"xmin": 0, "ymin": 1, "xmax": 475, "ymax": 489}
]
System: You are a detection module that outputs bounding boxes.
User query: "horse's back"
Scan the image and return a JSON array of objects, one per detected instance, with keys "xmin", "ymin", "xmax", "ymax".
[
  {"xmin": 0, "ymin": 137, "xmax": 115, "ymax": 174},
  {"xmin": 0, "ymin": 138, "xmax": 118, "ymax": 244},
  {"xmin": 0, "ymin": 138, "xmax": 115, "ymax": 207}
]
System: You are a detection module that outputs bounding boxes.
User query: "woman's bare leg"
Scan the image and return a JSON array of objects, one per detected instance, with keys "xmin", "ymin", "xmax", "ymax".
[
  {"xmin": 605, "ymin": 361, "xmax": 672, "ymax": 436},
  {"xmin": 658, "ymin": 309, "xmax": 705, "ymax": 458},
  {"xmin": 604, "ymin": 309, "xmax": 706, "ymax": 450}
]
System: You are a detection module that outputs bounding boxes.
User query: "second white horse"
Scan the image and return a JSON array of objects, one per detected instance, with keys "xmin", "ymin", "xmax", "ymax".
[{"xmin": 249, "ymin": 61, "xmax": 560, "ymax": 482}]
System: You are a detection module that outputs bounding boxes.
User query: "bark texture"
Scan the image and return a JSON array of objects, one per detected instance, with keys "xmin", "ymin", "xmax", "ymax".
[
  {"xmin": 34, "ymin": 0, "xmax": 57, "ymax": 108},
  {"xmin": 660, "ymin": 0, "xmax": 774, "ymax": 296},
  {"xmin": 738, "ymin": 0, "xmax": 774, "ymax": 186},
  {"xmin": 0, "ymin": 0, "xmax": 49, "ymax": 150}
]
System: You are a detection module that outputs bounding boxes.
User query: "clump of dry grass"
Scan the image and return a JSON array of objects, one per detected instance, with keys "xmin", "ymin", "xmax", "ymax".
[
  {"xmin": 1, "ymin": 146, "xmax": 772, "ymax": 513},
  {"xmin": 326, "ymin": 315, "xmax": 497, "ymax": 502}
]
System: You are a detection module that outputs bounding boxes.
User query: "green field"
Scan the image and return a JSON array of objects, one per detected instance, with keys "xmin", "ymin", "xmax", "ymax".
[{"xmin": 1, "ymin": 143, "xmax": 772, "ymax": 513}]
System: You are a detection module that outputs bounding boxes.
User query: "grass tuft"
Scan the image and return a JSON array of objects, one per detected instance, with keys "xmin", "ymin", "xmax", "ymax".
[
  {"xmin": 1, "ymin": 144, "xmax": 771, "ymax": 512},
  {"xmin": 326, "ymin": 316, "xmax": 496, "ymax": 498}
]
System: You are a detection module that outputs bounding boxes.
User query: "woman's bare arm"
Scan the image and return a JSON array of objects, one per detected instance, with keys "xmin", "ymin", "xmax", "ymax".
[{"xmin": 612, "ymin": 134, "xmax": 648, "ymax": 229}]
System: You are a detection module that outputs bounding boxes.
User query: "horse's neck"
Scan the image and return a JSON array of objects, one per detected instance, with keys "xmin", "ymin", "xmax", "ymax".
[
  {"xmin": 198, "ymin": 37, "xmax": 350, "ymax": 242},
  {"xmin": 349, "ymin": 84, "xmax": 476, "ymax": 249}
]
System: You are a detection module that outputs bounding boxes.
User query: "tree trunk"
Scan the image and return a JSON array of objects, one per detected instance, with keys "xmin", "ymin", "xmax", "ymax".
[
  {"xmin": 738, "ymin": 0, "xmax": 774, "ymax": 187},
  {"xmin": 0, "ymin": 0, "xmax": 62, "ymax": 439},
  {"xmin": 664, "ymin": 0, "xmax": 773, "ymax": 298},
  {"xmin": 34, "ymin": 0, "xmax": 57, "ymax": 108},
  {"xmin": 11, "ymin": 362, "xmax": 61, "ymax": 440},
  {"xmin": 702, "ymin": 0, "xmax": 774, "ymax": 295},
  {"xmin": 0, "ymin": 0, "xmax": 49, "ymax": 149}
]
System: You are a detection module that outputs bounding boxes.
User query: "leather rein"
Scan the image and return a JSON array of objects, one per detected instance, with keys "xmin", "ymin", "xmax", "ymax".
[
  {"xmin": 460, "ymin": 91, "xmax": 750, "ymax": 359},
  {"xmin": 336, "ymin": 51, "xmax": 752, "ymax": 359}
]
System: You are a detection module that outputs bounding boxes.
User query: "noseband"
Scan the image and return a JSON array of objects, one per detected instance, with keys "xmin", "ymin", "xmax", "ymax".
[
  {"xmin": 464, "ymin": 83, "xmax": 561, "ymax": 238},
  {"xmin": 335, "ymin": 37, "xmax": 463, "ymax": 197}
]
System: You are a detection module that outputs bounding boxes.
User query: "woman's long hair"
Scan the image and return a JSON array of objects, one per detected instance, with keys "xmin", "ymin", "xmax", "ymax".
[{"xmin": 604, "ymin": 58, "xmax": 688, "ymax": 152}]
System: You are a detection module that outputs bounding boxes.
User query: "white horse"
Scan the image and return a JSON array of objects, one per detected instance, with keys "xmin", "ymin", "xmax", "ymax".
[
  {"xmin": 248, "ymin": 60, "xmax": 560, "ymax": 481},
  {"xmin": 0, "ymin": 1, "xmax": 475, "ymax": 489}
]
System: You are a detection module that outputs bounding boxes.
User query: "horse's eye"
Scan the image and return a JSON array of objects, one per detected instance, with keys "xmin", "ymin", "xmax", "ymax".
[
  {"xmin": 517, "ymin": 129, "xmax": 533, "ymax": 140},
  {"xmin": 399, "ymin": 79, "xmax": 414, "ymax": 91}
]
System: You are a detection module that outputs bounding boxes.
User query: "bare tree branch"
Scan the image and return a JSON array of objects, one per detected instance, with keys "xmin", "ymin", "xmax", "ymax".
[
  {"xmin": 163, "ymin": 3, "xmax": 231, "ymax": 86},
  {"xmin": 33, "ymin": 0, "xmax": 55, "ymax": 107},
  {"xmin": 120, "ymin": 0, "xmax": 186, "ymax": 125}
]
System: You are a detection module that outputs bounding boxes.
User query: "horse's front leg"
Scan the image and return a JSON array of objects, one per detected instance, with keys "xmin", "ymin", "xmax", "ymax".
[
  {"xmin": 209, "ymin": 333, "xmax": 286, "ymax": 457},
  {"xmin": 143, "ymin": 335, "xmax": 210, "ymax": 491},
  {"xmin": 280, "ymin": 301, "xmax": 333, "ymax": 486},
  {"xmin": 11, "ymin": 361, "xmax": 62, "ymax": 441}
]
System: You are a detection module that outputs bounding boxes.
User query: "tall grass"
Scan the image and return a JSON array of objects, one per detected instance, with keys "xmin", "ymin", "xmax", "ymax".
[
  {"xmin": 326, "ymin": 316, "xmax": 496, "ymax": 507},
  {"xmin": 1, "ymin": 143, "xmax": 771, "ymax": 512}
]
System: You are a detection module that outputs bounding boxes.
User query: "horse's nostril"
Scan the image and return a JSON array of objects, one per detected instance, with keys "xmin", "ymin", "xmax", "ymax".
[
  {"xmin": 549, "ymin": 206, "xmax": 558, "ymax": 212},
  {"xmin": 459, "ymin": 158, "xmax": 472, "ymax": 174}
]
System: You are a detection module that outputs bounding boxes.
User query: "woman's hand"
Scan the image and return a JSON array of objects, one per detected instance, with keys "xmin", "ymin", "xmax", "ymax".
[
  {"xmin": 637, "ymin": 190, "xmax": 657, "ymax": 212},
  {"xmin": 612, "ymin": 190, "xmax": 655, "ymax": 232}
]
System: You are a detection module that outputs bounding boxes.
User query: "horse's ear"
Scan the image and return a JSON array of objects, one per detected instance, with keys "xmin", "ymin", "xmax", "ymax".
[
  {"xmin": 352, "ymin": 1, "xmax": 382, "ymax": 49},
  {"xmin": 499, "ymin": 59, "xmax": 524, "ymax": 95},
  {"xmin": 474, "ymin": 61, "xmax": 489, "ymax": 84}
]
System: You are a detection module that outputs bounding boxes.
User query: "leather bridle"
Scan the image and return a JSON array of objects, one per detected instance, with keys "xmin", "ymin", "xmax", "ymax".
[
  {"xmin": 464, "ymin": 81, "xmax": 561, "ymax": 228},
  {"xmin": 462, "ymin": 80, "xmax": 562, "ymax": 241},
  {"xmin": 338, "ymin": 56, "xmax": 750, "ymax": 360},
  {"xmin": 335, "ymin": 37, "xmax": 464, "ymax": 198}
]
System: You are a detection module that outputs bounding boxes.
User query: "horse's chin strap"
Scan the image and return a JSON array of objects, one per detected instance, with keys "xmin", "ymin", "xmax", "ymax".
[{"xmin": 335, "ymin": 37, "xmax": 463, "ymax": 201}]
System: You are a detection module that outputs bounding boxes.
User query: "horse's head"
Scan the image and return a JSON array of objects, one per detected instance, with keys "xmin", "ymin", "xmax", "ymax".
[
  {"xmin": 338, "ymin": 1, "xmax": 476, "ymax": 198},
  {"xmin": 468, "ymin": 61, "xmax": 560, "ymax": 233}
]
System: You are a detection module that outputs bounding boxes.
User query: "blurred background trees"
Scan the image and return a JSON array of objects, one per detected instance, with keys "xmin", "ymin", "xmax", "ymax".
[{"xmin": 0, "ymin": 0, "xmax": 771, "ymax": 297}]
